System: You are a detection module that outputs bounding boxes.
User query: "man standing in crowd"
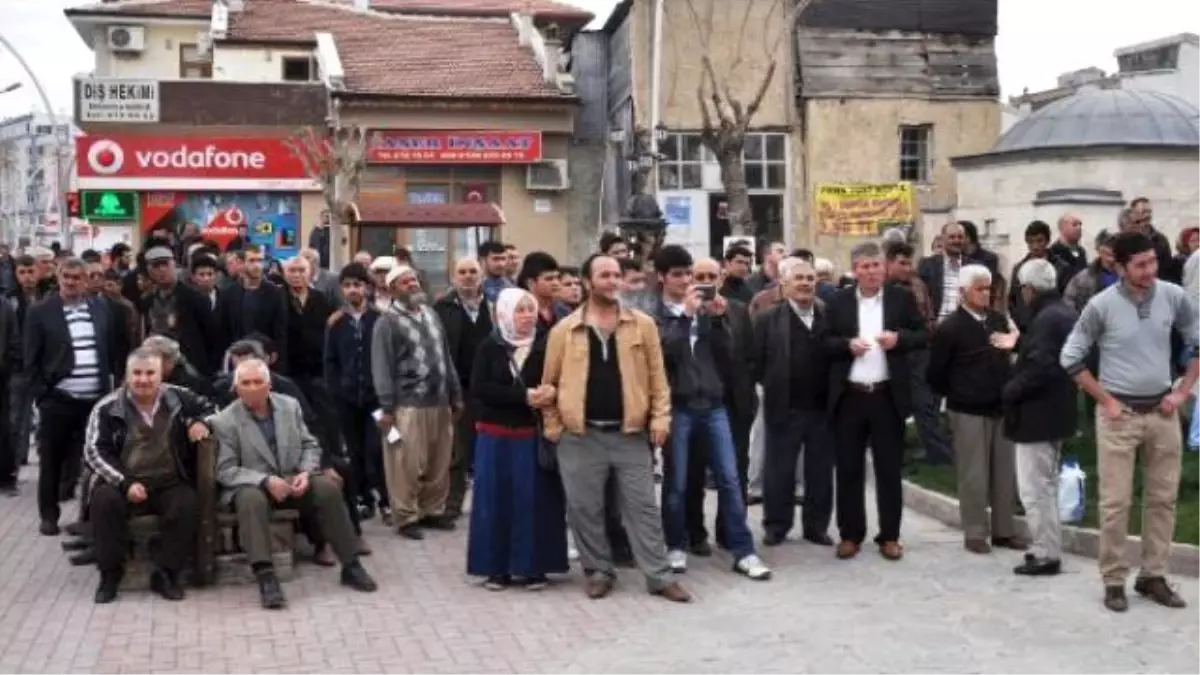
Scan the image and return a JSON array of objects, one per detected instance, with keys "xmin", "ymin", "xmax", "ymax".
[
  {"xmin": 1050, "ymin": 213, "xmax": 1088, "ymax": 289},
  {"xmin": 479, "ymin": 242, "xmax": 513, "ymax": 304},
  {"xmin": 1125, "ymin": 197, "xmax": 1176, "ymax": 282},
  {"xmin": 138, "ymin": 242, "xmax": 219, "ymax": 376},
  {"xmin": 751, "ymin": 258, "xmax": 834, "ymax": 547},
  {"xmin": 433, "ymin": 257, "xmax": 492, "ymax": 520},
  {"xmin": 652, "ymin": 246, "xmax": 770, "ymax": 580},
  {"xmin": 9, "ymin": 254, "xmax": 43, "ymax": 469},
  {"xmin": 308, "ymin": 210, "xmax": 331, "ymax": 269},
  {"xmin": 25, "ymin": 258, "xmax": 127, "ymax": 535},
  {"xmin": 215, "ymin": 358, "xmax": 377, "ymax": 609},
  {"xmin": 83, "ymin": 347, "xmax": 215, "ymax": 604},
  {"xmin": 188, "ymin": 254, "xmax": 220, "ymax": 310},
  {"xmin": 326, "ymin": 263, "xmax": 389, "ymax": 524},
  {"xmin": 558, "ymin": 266, "xmax": 583, "ymax": 308},
  {"xmin": 1060, "ymin": 231, "xmax": 1198, "ymax": 613},
  {"xmin": 504, "ymin": 244, "xmax": 521, "ymax": 281},
  {"xmin": 219, "ymin": 246, "xmax": 288, "ymax": 373},
  {"xmin": 719, "ymin": 244, "xmax": 755, "ymax": 304},
  {"xmin": 918, "ymin": 221, "xmax": 973, "ymax": 323},
  {"xmin": 283, "ymin": 256, "xmax": 339, "ymax": 461},
  {"xmin": 368, "ymin": 256, "xmax": 396, "ymax": 312},
  {"xmin": 747, "ymin": 241, "xmax": 786, "ymax": 295},
  {"xmin": 1004, "ymin": 258, "xmax": 1078, "ymax": 576},
  {"xmin": 825, "ymin": 241, "xmax": 926, "ymax": 561},
  {"xmin": 1065, "ymin": 231, "xmax": 1119, "ymax": 313},
  {"xmin": 927, "ymin": 264, "xmax": 1025, "ymax": 554},
  {"xmin": 0, "ymin": 293, "xmax": 19, "ymax": 495},
  {"xmin": 301, "ymin": 247, "xmax": 342, "ymax": 308},
  {"xmin": 1008, "ymin": 221, "xmax": 1069, "ymax": 331},
  {"xmin": 372, "ymin": 265, "xmax": 462, "ymax": 539},
  {"xmin": 598, "ymin": 232, "xmax": 629, "ymax": 259},
  {"xmin": 220, "ymin": 251, "xmax": 244, "ymax": 292},
  {"xmin": 541, "ymin": 253, "xmax": 690, "ymax": 602}
]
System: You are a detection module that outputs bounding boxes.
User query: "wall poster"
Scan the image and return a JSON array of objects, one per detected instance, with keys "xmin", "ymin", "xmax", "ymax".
[{"xmin": 140, "ymin": 191, "xmax": 300, "ymax": 258}]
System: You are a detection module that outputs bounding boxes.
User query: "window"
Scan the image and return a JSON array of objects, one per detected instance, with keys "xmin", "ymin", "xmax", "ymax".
[
  {"xmin": 899, "ymin": 124, "xmax": 932, "ymax": 183},
  {"xmin": 1118, "ymin": 45, "xmax": 1179, "ymax": 73},
  {"xmin": 743, "ymin": 133, "xmax": 787, "ymax": 190},
  {"xmin": 179, "ymin": 44, "xmax": 212, "ymax": 79},
  {"xmin": 282, "ymin": 56, "xmax": 315, "ymax": 82},
  {"xmin": 657, "ymin": 132, "xmax": 704, "ymax": 190}
]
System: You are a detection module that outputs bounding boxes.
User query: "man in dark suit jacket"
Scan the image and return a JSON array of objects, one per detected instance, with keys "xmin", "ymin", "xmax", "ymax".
[
  {"xmin": 823, "ymin": 241, "xmax": 927, "ymax": 561},
  {"xmin": 217, "ymin": 245, "xmax": 289, "ymax": 374},
  {"xmin": 24, "ymin": 258, "xmax": 128, "ymax": 535},
  {"xmin": 138, "ymin": 242, "xmax": 220, "ymax": 375}
]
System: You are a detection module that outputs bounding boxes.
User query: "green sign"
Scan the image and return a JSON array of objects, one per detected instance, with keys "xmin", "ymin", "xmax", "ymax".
[{"xmin": 81, "ymin": 190, "xmax": 138, "ymax": 221}]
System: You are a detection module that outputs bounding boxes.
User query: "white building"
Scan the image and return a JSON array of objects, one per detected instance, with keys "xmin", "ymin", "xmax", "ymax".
[
  {"xmin": 952, "ymin": 88, "xmax": 1199, "ymax": 271},
  {"xmin": 1116, "ymin": 33, "xmax": 1199, "ymax": 109},
  {"xmin": 0, "ymin": 113, "xmax": 78, "ymax": 245}
]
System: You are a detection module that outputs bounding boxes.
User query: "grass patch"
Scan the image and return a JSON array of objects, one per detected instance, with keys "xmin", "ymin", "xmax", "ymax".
[{"xmin": 903, "ymin": 400, "xmax": 1199, "ymax": 546}]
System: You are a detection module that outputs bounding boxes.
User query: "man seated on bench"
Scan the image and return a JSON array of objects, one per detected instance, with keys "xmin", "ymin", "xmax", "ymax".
[
  {"xmin": 213, "ymin": 358, "xmax": 378, "ymax": 610},
  {"xmin": 83, "ymin": 346, "xmax": 217, "ymax": 604}
]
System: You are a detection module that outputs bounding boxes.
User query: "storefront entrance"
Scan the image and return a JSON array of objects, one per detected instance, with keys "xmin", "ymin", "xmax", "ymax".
[{"xmin": 354, "ymin": 224, "xmax": 498, "ymax": 294}]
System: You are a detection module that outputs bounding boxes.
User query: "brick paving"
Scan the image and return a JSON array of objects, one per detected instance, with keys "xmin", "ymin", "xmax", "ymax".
[{"xmin": 1, "ymin": 462, "xmax": 1196, "ymax": 674}]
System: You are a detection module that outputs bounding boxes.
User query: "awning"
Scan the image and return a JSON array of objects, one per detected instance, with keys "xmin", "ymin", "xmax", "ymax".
[{"xmin": 351, "ymin": 196, "xmax": 506, "ymax": 226}]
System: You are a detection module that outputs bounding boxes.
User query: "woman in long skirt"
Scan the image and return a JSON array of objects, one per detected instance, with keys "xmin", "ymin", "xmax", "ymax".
[{"xmin": 467, "ymin": 288, "xmax": 568, "ymax": 590}]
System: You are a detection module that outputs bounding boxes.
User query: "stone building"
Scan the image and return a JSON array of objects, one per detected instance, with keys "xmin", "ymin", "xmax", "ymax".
[{"xmin": 952, "ymin": 87, "xmax": 1200, "ymax": 270}]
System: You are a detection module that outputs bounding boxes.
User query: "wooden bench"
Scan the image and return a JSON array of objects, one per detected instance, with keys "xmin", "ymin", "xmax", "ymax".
[{"xmin": 118, "ymin": 438, "xmax": 298, "ymax": 589}]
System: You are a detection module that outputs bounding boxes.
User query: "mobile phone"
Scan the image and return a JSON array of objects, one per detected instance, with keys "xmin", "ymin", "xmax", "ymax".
[{"xmin": 696, "ymin": 284, "xmax": 716, "ymax": 301}]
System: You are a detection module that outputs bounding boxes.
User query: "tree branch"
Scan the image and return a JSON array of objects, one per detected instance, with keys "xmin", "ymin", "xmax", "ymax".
[
  {"xmin": 744, "ymin": 60, "xmax": 777, "ymax": 124},
  {"xmin": 701, "ymin": 55, "xmax": 730, "ymax": 126},
  {"xmin": 728, "ymin": 0, "xmax": 756, "ymax": 80}
]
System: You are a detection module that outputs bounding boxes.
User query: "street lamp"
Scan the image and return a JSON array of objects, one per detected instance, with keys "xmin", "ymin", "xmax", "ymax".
[{"xmin": 0, "ymin": 33, "xmax": 70, "ymax": 249}]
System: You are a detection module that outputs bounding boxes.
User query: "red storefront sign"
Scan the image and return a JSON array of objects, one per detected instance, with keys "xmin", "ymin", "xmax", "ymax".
[
  {"xmin": 367, "ymin": 130, "xmax": 542, "ymax": 164},
  {"xmin": 76, "ymin": 135, "xmax": 313, "ymax": 190}
]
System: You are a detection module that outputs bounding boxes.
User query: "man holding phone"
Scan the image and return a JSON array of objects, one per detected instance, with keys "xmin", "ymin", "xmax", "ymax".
[{"xmin": 652, "ymin": 246, "xmax": 771, "ymax": 580}]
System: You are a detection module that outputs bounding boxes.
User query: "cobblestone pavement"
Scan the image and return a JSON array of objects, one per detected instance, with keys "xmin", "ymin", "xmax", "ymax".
[{"xmin": 0, "ymin": 463, "xmax": 1196, "ymax": 674}]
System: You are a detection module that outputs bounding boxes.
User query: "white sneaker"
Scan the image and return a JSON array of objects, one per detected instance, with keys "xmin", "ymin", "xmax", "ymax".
[
  {"xmin": 667, "ymin": 549, "xmax": 688, "ymax": 573},
  {"xmin": 734, "ymin": 554, "xmax": 772, "ymax": 581}
]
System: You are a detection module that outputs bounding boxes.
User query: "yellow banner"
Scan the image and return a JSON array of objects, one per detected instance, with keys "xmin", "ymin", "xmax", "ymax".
[{"xmin": 815, "ymin": 183, "xmax": 915, "ymax": 237}]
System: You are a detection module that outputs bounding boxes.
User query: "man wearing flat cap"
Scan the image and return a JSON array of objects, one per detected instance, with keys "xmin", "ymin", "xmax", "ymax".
[
  {"xmin": 137, "ymin": 240, "xmax": 221, "ymax": 376},
  {"xmin": 371, "ymin": 265, "xmax": 463, "ymax": 540}
]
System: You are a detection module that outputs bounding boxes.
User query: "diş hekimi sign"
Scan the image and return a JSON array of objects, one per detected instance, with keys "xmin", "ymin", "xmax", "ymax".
[
  {"xmin": 80, "ymin": 190, "xmax": 138, "ymax": 221},
  {"xmin": 79, "ymin": 78, "xmax": 160, "ymax": 123}
]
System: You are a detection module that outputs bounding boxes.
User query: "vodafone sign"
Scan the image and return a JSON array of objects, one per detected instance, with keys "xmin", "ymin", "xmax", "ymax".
[{"xmin": 76, "ymin": 135, "xmax": 318, "ymax": 192}]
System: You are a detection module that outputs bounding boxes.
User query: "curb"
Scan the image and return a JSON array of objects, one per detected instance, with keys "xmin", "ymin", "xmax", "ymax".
[{"xmin": 901, "ymin": 479, "xmax": 1200, "ymax": 577}]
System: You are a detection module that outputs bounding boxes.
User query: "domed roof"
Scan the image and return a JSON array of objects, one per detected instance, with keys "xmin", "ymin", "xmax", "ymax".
[{"xmin": 991, "ymin": 88, "xmax": 1199, "ymax": 153}]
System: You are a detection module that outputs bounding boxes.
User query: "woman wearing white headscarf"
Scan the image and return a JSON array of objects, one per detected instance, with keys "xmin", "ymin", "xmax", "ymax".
[{"xmin": 466, "ymin": 288, "xmax": 568, "ymax": 590}]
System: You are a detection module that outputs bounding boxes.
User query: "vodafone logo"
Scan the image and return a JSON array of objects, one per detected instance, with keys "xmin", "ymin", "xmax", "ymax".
[
  {"xmin": 134, "ymin": 144, "xmax": 267, "ymax": 171},
  {"xmin": 87, "ymin": 139, "xmax": 125, "ymax": 175},
  {"xmin": 76, "ymin": 135, "xmax": 311, "ymax": 182}
]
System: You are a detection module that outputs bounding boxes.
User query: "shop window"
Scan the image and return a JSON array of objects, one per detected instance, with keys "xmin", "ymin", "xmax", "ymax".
[
  {"xmin": 657, "ymin": 132, "xmax": 703, "ymax": 190},
  {"xmin": 179, "ymin": 44, "xmax": 212, "ymax": 79},
  {"xmin": 406, "ymin": 186, "xmax": 450, "ymax": 205},
  {"xmin": 899, "ymin": 124, "xmax": 932, "ymax": 183},
  {"xmin": 743, "ymin": 133, "xmax": 787, "ymax": 190}
]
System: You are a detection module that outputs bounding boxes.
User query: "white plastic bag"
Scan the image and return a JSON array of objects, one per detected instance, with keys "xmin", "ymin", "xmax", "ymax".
[{"xmin": 1058, "ymin": 459, "xmax": 1087, "ymax": 524}]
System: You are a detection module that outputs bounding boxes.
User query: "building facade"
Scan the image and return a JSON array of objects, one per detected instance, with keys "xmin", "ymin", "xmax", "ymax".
[
  {"xmin": 65, "ymin": 0, "xmax": 587, "ymax": 287},
  {"xmin": 0, "ymin": 113, "xmax": 78, "ymax": 246}
]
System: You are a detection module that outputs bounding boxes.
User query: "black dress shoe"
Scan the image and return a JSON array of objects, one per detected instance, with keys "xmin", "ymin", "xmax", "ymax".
[
  {"xmin": 340, "ymin": 562, "xmax": 378, "ymax": 592},
  {"xmin": 419, "ymin": 515, "xmax": 457, "ymax": 531},
  {"xmin": 397, "ymin": 524, "xmax": 425, "ymax": 540},
  {"xmin": 1013, "ymin": 553, "xmax": 1062, "ymax": 576},
  {"xmin": 803, "ymin": 533, "xmax": 834, "ymax": 546},
  {"xmin": 61, "ymin": 538, "xmax": 90, "ymax": 552},
  {"xmin": 256, "ymin": 571, "xmax": 287, "ymax": 610},
  {"xmin": 94, "ymin": 570, "xmax": 122, "ymax": 604},
  {"xmin": 762, "ymin": 532, "xmax": 786, "ymax": 547},
  {"xmin": 64, "ymin": 522, "xmax": 86, "ymax": 537},
  {"xmin": 39, "ymin": 520, "xmax": 60, "ymax": 536},
  {"xmin": 689, "ymin": 540, "xmax": 713, "ymax": 557},
  {"xmin": 747, "ymin": 495, "xmax": 763, "ymax": 506},
  {"xmin": 69, "ymin": 550, "xmax": 97, "ymax": 566},
  {"xmin": 150, "ymin": 570, "xmax": 186, "ymax": 601},
  {"xmin": 1104, "ymin": 585, "xmax": 1128, "ymax": 613}
]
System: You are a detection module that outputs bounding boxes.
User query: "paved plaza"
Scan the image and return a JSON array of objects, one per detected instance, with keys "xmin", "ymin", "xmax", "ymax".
[{"xmin": 0, "ymin": 462, "xmax": 1196, "ymax": 674}]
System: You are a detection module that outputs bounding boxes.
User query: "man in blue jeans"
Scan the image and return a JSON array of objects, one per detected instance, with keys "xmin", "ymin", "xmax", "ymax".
[{"xmin": 651, "ymin": 245, "xmax": 771, "ymax": 580}]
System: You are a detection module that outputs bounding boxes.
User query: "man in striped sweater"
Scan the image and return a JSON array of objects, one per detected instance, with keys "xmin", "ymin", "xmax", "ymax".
[{"xmin": 24, "ymin": 258, "xmax": 127, "ymax": 535}]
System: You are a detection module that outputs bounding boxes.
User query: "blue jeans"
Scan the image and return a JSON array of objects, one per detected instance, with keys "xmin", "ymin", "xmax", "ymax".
[{"xmin": 663, "ymin": 406, "xmax": 755, "ymax": 559}]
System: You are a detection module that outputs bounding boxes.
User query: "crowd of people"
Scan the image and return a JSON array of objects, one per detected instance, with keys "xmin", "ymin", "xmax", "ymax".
[{"xmin": 0, "ymin": 194, "xmax": 1194, "ymax": 615}]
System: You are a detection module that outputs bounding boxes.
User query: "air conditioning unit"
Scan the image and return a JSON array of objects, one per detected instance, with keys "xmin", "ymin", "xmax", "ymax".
[
  {"xmin": 526, "ymin": 159, "xmax": 569, "ymax": 191},
  {"xmin": 107, "ymin": 25, "xmax": 146, "ymax": 53}
]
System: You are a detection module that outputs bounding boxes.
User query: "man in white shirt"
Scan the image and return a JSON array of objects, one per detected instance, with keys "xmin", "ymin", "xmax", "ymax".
[{"xmin": 823, "ymin": 241, "xmax": 928, "ymax": 562}]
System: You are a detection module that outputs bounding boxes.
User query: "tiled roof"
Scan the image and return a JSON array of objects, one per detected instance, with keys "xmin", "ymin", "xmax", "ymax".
[
  {"xmin": 354, "ymin": 196, "xmax": 506, "ymax": 225},
  {"xmin": 66, "ymin": 0, "xmax": 570, "ymax": 101}
]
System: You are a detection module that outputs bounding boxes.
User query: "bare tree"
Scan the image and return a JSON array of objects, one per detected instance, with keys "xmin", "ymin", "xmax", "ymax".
[
  {"xmin": 683, "ymin": 0, "xmax": 813, "ymax": 237},
  {"xmin": 284, "ymin": 125, "xmax": 368, "ymax": 269}
]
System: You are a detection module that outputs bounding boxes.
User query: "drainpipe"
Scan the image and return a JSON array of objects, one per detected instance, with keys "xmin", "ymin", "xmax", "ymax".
[{"xmin": 648, "ymin": 0, "xmax": 665, "ymax": 195}]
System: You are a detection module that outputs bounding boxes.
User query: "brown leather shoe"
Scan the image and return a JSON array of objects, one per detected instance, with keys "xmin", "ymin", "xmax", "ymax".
[
  {"xmin": 835, "ymin": 540, "xmax": 860, "ymax": 559},
  {"xmin": 992, "ymin": 536, "xmax": 1029, "ymax": 551},
  {"xmin": 878, "ymin": 540, "xmax": 904, "ymax": 561},
  {"xmin": 1134, "ymin": 576, "xmax": 1187, "ymax": 608},
  {"xmin": 653, "ymin": 582, "xmax": 692, "ymax": 603},
  {"xmin": 964, "ymin": 538, "xmax": 992, "ymax": 554},
  {"xmin": 585, "ymin": 577, "xmax": 613, "ymax": 600}
]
